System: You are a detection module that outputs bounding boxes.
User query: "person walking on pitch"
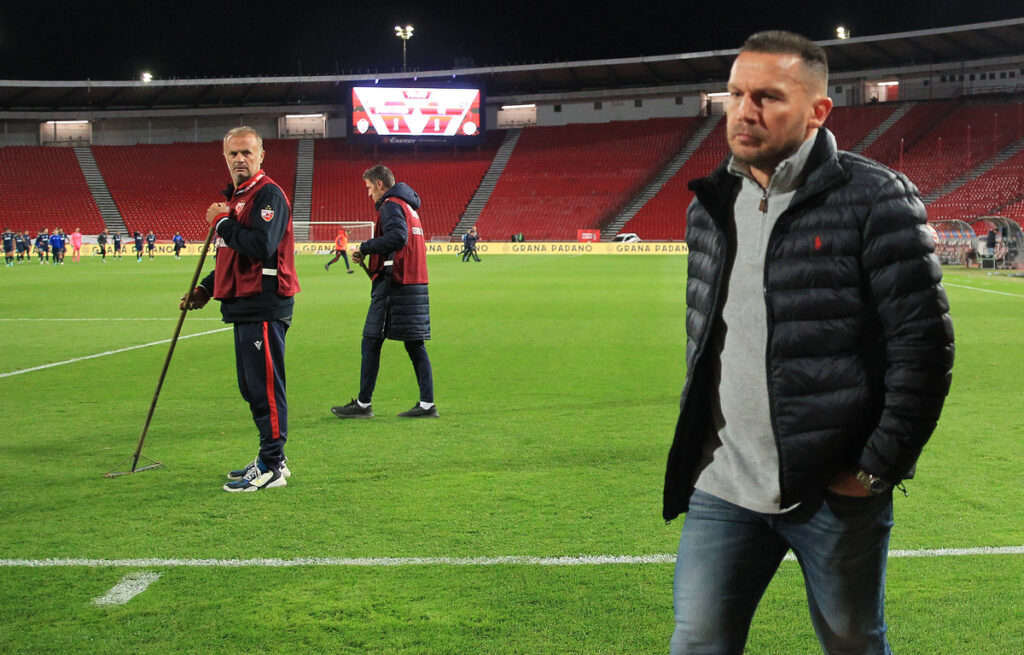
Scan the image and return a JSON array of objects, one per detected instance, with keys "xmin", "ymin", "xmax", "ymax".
[
  {"xmin": 332, "ymin": 164, "xmax": 438, "ymax": 419},
  {"xmin": 325, "ymin": 228, "xmax": 353, "ymax": 273},
  {"xmin": 663, "ymin": 31, "xmax": 954, "ymax": 655}
]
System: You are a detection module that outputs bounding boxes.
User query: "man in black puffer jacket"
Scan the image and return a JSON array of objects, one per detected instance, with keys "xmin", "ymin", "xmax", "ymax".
[
  {"xmin": 332, "ymin": 164, "xmax": 438, "ymax": 419},
  {"xmin": 665, "ymin": 32, "xmax": 954, "ymax": 655}
]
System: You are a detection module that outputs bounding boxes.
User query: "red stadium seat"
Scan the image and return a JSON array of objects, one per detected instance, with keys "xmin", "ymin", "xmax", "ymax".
[{"xmin": 0, "ymin": 146, "xmax": 104, "ymax": 233}]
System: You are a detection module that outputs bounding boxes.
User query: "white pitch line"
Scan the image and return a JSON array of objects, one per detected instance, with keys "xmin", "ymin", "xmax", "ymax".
[
  {"xmin": 0, "ymin": 317, "xmax": 223, "ymax": 321},
  {"xmin": 0, "ymin": 327, "xmax": 231, "ymax": 379},
  {"xmin": 2, "ymin": 546, "xmax": 1022, "ymax": 568},
  {"xmin": 944, "ymin": 282, "xmax": 1024, "ymax": 298},
  {"xmin": 92, "ymin": 571, "xmax": 160, "ymax": 606}
]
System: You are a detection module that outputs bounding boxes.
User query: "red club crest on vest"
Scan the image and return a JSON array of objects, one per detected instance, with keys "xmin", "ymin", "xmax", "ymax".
[{"xmin": 260, "ymin": 206, "xmax": 275, "ymax": 221}]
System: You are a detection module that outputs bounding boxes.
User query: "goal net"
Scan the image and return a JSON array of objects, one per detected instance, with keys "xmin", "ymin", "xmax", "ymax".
[{"xmin": 294, "ymin": 221, "xmax": 374, "ymax": 244}]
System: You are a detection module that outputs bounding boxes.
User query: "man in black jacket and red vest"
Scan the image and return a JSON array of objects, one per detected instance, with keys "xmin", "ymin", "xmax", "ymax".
[
  {"xmin": 181, "ymin": 126, "xmax": 301, "ymax": 492},
  {"xmin": 665, "ymin": 32, "xmax": 954, "ymax": 654},
  {"xmin": 332, "ymin": 164, "xmax": 437, "ymax": 419}
]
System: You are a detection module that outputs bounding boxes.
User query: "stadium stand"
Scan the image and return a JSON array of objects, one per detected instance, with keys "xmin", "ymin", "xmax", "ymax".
[
  {"xmin": 892, "ymin": 102, "xmax": 1023, "ymax": 196},
  {"xmin": 92, "ymin": 139, "xmax": 297, "ymax": 241},
  {"xmin": 825, "ymin": 104, "xmax": 901, "ymax": 151},
  {"xmin": 927, "ymin": 147, "xmax": 1024, "ymax": 221},
  {"xmin": 861, "ymin": 101, "xmax": 960, "ymax": 168},
  {"xmin": 474, "ymin": 118, "xmax": 697, "ymax": 241},
  {"xmin": 4, "ymin": 99, "xmax": 1024, "ymax": 246},
  {"xmin": 621, "ymin": 120, "xmax": 730, "ymax": 240},
  {"xmin": 0, "ymin": 146, "xmax": 104, "ymax": 233},
  {"xmin": 310, "ymin": 135, "xmax": 501, "ymax": 241}
]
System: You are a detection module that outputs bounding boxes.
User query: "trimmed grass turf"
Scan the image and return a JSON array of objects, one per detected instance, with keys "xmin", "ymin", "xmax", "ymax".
[{"xmin": 1, "ymin": 255, "xmax": 1021, "ymax": 653}]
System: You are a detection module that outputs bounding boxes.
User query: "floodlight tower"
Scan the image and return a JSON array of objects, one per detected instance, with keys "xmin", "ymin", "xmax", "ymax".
[
  {"xmin": 395, "ymin": 25, "xmax": 414, "ymax": 72},
  {"xmin": 836, "ymin": 26, "xmax": 850, "ymax": 40}
]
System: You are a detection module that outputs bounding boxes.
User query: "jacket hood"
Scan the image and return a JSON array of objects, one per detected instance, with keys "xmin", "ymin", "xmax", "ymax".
[{"xmin": 379, "ymin": 182, "xmax": 421, "ymax": 210}]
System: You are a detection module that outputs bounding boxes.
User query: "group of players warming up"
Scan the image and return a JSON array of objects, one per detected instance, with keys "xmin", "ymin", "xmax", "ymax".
[{"xmin": 179, "ymin": 126, "xmax": 437, "ymax": 493}]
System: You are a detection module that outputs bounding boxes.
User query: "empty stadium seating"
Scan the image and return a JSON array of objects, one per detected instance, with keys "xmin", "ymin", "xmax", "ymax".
[
  {"xmin": 825, "ymin": 104, "xmax": 900, "ymax": 151},
  {"xmin": 892, "ymin": 102, "xmax": 1023, "ymax": 196},
  {"xmin": 475, "ymin": 118, "xmax": 700, "ymax": 241},
  {"xmin": 3, "ymin": 98, "xmax": 1024, "ymax": 247},
  {"xmin": 311, "ymin": 135, "xmax": 501, "ymax": 241},
  {"xmin": 0, "ymin": 146, "xmax": 104, "ymax": 233},
  {"xmin": 927, "ymin": 148, "xmax": 1024, "ymax": 221},
  {"xmin": 623, "ymin": 120, "xmax": 728, "ymax": 240},
  {"xmin": 93, "ymin": 140, "xmax": 297, "ymax": 242}
]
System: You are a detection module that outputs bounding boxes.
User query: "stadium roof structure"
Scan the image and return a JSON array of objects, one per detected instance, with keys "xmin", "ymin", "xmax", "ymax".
[{"xmin": 1, "ymin": 17, "xmax": 1023, "ymax": 113}]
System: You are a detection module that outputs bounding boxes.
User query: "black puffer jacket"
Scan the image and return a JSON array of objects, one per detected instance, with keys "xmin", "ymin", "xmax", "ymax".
[
  {"xmin": 360, "ymin": 183, "xmax": 431, "ymax": 342},
  {"xmin": 663, "ymin": 129, "xmax": 955, "ymax": 521}
]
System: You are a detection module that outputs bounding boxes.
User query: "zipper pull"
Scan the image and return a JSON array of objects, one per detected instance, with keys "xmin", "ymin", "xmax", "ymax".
[{"xmin": 759, "ymin": 189, "xmax": 768, "ymax": 213}]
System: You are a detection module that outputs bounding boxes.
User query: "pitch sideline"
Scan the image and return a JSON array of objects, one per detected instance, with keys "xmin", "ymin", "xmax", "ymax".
[
  {"xmin": 0, "ymin": 327, "xmax": 231, "ymax": 379},
  {"xmin": 944, "ymin": 282, "xmax": 1024, "ymax": 298},
  {"xmin": 2, "ymin": 545, "xmax": 1022, "ymax": 568}
]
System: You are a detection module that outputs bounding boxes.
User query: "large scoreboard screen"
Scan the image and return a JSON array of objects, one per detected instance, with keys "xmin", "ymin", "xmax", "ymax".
[{"xmin": 349, "ymin": 86, "xmax": 483, "ymax": 145}]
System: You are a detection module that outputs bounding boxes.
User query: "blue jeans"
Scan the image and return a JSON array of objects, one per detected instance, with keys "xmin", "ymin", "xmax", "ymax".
[{"xmin": 671, "ymin": 489, "xmax": 894, "ymax": 655}]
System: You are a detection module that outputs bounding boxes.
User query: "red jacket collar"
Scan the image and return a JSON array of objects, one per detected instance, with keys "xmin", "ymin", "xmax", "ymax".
[{"xmin": 233, "ymin": 170, "xmax": 266, "ymax": 198}]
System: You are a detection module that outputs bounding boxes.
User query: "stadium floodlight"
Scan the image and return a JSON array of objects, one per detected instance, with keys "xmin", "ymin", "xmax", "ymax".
[
  {"xmin": 878, "ymin": 81, "xmax": 900, "ymax": 87},
  {"xmin": 501, "ymin": 104, "xmax": 536, "ymax": 110},
  {"xmin": 706, "ymin": 92, "xmax": 730, "ymax": 98},
  {"xmin": 395, "ymin": 25, "xmax": 414, "ymax": 72},
  {"xmin": 141, "ymin": 72, "xmax": 153, "ymax": 83},
  {"xmin": 836, "ymin": 26, "xmax": 850, "ymax": 40}
]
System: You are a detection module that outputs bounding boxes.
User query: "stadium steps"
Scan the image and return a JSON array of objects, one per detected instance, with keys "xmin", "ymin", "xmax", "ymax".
[
  {"xmin": 992, "ymin": 190, "xmax": 1024, "ymax": 215},
  {"xmin": 291, "ymin": 139, "xmax": 314, "ymax": 240},
  {"xmin": 851, "ymin": 102, "xmax": 915, "ymax": 154},
  {"xmin": 450, "ymin": 128, "xmax": 522, "ymax": 239},
  {"xmin": 74, "ymin": 146, "xmax": 126, "ymax": 234},
  {"xmin": 923, "ymin": 135, "xmax": 1024, "ymax": 206},
  {"xmin": 600, "ymin": 114, "xmax": 722, "ymax": 240}
]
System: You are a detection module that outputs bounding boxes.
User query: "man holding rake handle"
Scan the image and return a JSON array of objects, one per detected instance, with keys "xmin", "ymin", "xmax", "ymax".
[{"xmin": 180, "ymin": 126, "xmax": 301, "ymax": 492}]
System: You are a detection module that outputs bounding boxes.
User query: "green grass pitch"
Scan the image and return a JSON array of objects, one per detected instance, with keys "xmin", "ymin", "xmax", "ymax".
[{"xmin": 1, "ymin": 254, "xmax": 1022, "ymax": 654}]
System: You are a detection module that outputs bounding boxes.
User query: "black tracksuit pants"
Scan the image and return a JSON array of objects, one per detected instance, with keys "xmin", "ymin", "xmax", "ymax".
[{"xmin": 234, "ymin": 320, "xmax": 288, "ymax": 466}]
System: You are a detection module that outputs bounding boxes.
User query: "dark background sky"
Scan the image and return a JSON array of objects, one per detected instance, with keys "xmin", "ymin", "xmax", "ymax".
[{"xmin": 1, "ymin": 1, "xmax": 1021, "ymax": 81}]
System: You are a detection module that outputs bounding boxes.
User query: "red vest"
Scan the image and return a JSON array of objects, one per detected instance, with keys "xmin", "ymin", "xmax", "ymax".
[
  {"xmin": 214, "ymin": 171, "xmax": 301, "ymax": 299},
  {"xmin": 370, "ymin": 197, "xmax": 429, "ymax": 284}
]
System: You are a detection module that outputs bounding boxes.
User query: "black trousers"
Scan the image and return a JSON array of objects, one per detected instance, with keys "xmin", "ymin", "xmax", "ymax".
[
  {"xmin": 233, "ymin": 320, "xmax": 289, "ymax": 466},
  {"xmin": 359, "ymin": 337, "xmax": 434, "ymax": 405},
  {"xmin": 327, "ymin": 250, "xmax": 350, "ymax": 268}
]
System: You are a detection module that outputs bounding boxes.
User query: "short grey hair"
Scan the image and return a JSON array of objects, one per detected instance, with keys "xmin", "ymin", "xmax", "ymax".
[{"xmin": 223, "ymin": 126, "xmax": 263, "ymax": 150}]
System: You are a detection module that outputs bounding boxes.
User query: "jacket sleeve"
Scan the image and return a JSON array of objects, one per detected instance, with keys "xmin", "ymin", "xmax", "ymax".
[
  {"xmin": 359, "ymin": 201, "xmax": 408, "ymax": 255},
  {"xmin": 215, "ymin": 186, "xmax": 290, "ymax": 262},
  {"xmin": 198, "ymin": 270, "xmax": 214, "ymax": 294},
  {"xmin": 858, "ymin": 173, "xmax": 955, "ymax": 483}
]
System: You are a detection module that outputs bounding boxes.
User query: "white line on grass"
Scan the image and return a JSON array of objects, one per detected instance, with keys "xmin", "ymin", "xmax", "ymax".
[
  {"xmin": 2, "ymin": 546, "xmax": 1022, "ymax": 568},
  {"xmin": 0, "ymin": 327, "xmax": 231, "ymax": 379},
  {"xmin": 92, "ymin": 571, "xmax": 160, "ymax": 605},
  {"xmin": 944, "ymin": 282, "xmax": 1024, "ymax": 298},
  {"xmin": 0, "ymin": 317, "xmax": 223, "ymax": 321}
]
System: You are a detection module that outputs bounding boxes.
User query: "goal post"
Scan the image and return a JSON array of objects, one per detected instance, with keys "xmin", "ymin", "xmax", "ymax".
[{"xmin": 294, "ymin": 221, "xmax": 374, "ymax": 245}]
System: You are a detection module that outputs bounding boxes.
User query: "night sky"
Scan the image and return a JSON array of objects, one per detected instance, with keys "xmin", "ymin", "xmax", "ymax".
[{"xmin": 1, "ymin": 1, "xmax": 1021, "ymax": 81}]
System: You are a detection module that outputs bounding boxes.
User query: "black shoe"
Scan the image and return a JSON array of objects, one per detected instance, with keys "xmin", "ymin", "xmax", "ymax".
[
  {"xmin": 347, "ymin": 269, "xmax": 354, "ymax": 274},
  {"xmin": 324, "ymin": 263, "xmax": 330, "ymax": 271},
  {"xmin": 397, "ymin": 404, "xmax": 439, "ymax": 418},
  {"xmin": 332, "ymin": 399, "xmax": 373, "ymax": 418}
]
